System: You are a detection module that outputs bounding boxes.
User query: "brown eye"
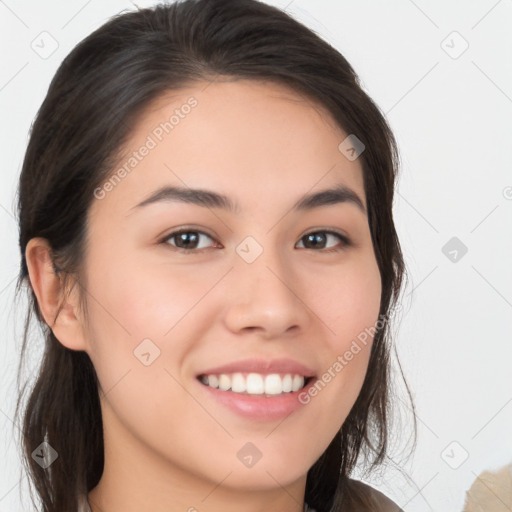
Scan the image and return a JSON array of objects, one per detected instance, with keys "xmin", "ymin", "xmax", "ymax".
[
  {"xmin": 162, "ymin": 230, "xmax": 218, "ymax": 251},
  {"xmin": 296, "ymin": 231, "xmax": 350, "ymax": 252}
]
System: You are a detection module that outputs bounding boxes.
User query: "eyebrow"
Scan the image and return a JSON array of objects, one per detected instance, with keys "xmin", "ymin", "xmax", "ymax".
[{"xmin": 130, "ymin": 183, "xmax": 366, "ymax": 215}]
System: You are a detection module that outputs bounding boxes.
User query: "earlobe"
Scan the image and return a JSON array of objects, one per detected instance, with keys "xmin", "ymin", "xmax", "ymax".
[{"xmin": 25, "ymin": 237, "xmax": 88, "ymax": 351}]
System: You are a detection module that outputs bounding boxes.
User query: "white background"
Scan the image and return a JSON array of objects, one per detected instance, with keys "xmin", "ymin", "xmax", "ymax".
[{"xmin": 1, "ymin": 1, "xmax": 511, "ymax": 511}]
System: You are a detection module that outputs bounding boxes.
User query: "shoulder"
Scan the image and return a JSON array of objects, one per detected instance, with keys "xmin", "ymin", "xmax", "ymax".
[{"xmin": 344, "ymin": 478, "xmax": 404, "ymax": 512}]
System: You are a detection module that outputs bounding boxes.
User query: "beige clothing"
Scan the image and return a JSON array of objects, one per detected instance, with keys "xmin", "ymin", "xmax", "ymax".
[{"xmin": 462, "ymin": 464, "xmax": 512, "ymax": 512}]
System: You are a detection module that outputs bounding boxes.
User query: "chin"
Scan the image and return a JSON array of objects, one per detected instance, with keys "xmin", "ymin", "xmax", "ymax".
[{"xmin": 219, "ymin": 463, "xmax": 308, "ymax": 491}]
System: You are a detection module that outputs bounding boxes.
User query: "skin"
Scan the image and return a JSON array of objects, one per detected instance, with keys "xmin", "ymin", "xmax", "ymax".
[{"xmin": 26, "ymin": 79, "xmax": 382, "ymax": 512}]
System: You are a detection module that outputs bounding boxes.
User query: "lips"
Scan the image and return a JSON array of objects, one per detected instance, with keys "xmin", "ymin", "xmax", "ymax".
[
  {"xmin": 197, "ymin": 358, "xmax": 316, "ymax": 379},
  {"xmin": 195, "ymin": 358, "xmax": 317, "ymax": 420}
]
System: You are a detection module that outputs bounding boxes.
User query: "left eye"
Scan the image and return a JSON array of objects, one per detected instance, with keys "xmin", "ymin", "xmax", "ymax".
[{"xmin": 296, "ymin": 231, "xmax": 350, "ymax": 251}]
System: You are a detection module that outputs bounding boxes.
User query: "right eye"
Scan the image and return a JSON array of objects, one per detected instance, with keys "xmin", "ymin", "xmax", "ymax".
[{"xmin": 160, "ymin": 229, "xmax": 221, "ymax": 252}]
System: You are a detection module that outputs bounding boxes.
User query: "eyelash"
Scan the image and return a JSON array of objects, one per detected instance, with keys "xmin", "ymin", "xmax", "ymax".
[{"xmin": 159, "ymin": 228, "xmax": 352, "ymax": 254}]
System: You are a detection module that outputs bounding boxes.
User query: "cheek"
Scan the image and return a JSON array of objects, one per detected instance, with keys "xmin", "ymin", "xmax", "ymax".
[
  {"xmin": 81, "ymin": 249, "xmax": 228, "ymax": 401},
  {"xmin": 114, "ymin": 260, "xmax": 228, "ymax": 336},
  {"xmin": 79, "ymin": 253, "xmax": 216, "ymax": 457},
  {"xmin": 310, "ymin": 250, "xmax": 382, "ymax": 351},
  {"xmin": 335, "ymin": 263, "xmax": 381, "ymax": 383},
  {"xmin": 300, "ymin": 252, "xmax": 382, "ymax": 422},
  {"xmin": 83, "ymin": 249, "xmax": 213, "ymax": 343}
]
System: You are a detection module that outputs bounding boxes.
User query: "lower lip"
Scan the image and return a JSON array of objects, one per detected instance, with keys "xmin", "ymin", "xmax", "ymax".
[{"xmin": 197, "ymin": 378, "xmax": 317, "ymax": 421}]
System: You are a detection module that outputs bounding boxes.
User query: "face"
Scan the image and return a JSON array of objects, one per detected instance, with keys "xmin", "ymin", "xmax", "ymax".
[{"xmin": 79, "ymin": 80, "xmax": 381, "ymax": 497}]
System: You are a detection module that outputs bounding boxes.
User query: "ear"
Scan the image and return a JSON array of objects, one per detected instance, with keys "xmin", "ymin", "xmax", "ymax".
[{"xmin": 25, "ymin": 237, "xmax": 88, "ymax": 351}]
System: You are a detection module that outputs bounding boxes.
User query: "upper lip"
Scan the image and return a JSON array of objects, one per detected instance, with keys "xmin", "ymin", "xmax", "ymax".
[{"xmin": 197, "ymin": 358, "xmax": 316, "ymax": 378}]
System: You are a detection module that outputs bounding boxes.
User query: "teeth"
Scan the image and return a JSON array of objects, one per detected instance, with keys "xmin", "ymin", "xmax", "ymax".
[
  {"xmin": 201, "ymin": 372, "xmax": 308, "ymax": 395},
  {"xmin": 231, "ymin": 373, "xmax": 246, "ymax": 393},
  {"xmin": 218, "ymin": 374, "xmax": 231, "ymax": 391},
  {"xmin": 246, "ymin": 373, "xmax": 264, "ymax": 394},
  {"xmin": 264, "ymin": 374, "xmax": 282, "ymax": 395},
  {"xmin": 292, "ymin": 375, "xmax": 305, "ymax": 392},
  {"xmin": 282, "ymin": 374, "xmax": 293, "ymax": 392}
]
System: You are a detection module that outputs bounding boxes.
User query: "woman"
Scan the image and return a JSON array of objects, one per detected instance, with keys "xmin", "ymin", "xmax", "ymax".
[{"xmin": 15, "ymin": 0, "xmax": 413, "ymax": 510}]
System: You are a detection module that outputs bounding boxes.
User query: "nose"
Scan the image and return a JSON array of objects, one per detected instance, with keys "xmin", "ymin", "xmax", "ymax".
[{"xmin": 222, "ymin": 244, "xmax": 311, "ymax": 340}]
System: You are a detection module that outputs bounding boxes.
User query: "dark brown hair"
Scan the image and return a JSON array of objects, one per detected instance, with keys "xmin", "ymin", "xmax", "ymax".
[{"xmin": 15, "ymin": 1, "xmax": 414, "ymax": 510}]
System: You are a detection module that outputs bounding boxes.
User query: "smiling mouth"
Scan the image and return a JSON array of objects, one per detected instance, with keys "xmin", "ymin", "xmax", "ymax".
[{"xmin": 198, "ymin": 372, "xmax": 313, "ymax": 396}]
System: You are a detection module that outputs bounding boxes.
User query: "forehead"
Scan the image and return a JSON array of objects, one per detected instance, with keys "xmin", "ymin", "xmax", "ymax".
[{"xmin": 91, "ymin": 79, "xmax": 366, "ymax": 219}]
